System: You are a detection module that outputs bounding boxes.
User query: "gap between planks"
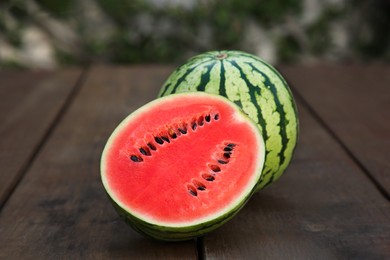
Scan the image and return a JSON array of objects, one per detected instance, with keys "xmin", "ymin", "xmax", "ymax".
[
  {"xmin": 0, "ymin": 67, "xmax": 90, "ymax": 211},
  {"xmin": 287, "ymin": 80, "xmax": 390, "ymax": 202},
  {"xmin": 196, "ymin": 237, "xmax": 205, "ymax": 260}
]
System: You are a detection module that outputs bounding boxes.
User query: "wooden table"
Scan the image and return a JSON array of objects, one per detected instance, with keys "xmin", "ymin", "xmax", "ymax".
[{"xmin": 0, "ymin": 64, "xmax": 389, "ymax": 259}]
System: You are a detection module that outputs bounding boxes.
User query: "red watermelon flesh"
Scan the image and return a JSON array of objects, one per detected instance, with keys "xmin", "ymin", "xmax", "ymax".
[{"xmin": 101, "ymin": 93, "xmax": 264, "ymax": 234}]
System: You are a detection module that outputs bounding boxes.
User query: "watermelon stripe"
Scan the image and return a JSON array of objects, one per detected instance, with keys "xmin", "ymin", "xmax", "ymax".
[
  {"xmin": 161, "ymin": 66, "xmax": 197, "ymax": 96},
  {"xmin": 226, "ymin": 60, "xmax": 280, "ymax": 188},
  {"xmin": 262, "ymin": 168, "xmax": 273, "ymax": 179},
  {"xmin": 238, "ymin": 52, "xmax": 299, "ymax": 117},
  {"xmin": 160, "ymin": 82, "xmax": 172, "ymax": 97},
  {"xmin": 236, "ymin": 56, "xmax": 298, "ymax": 188},
  {"xmin": 246, "ymin": 62, "xmax": 288, "ymax": 167},
  {"xmin": 262, "ymin": 173, "xmax": 275, "ymax": 188},
  {"xmin": 159, "ymin": 58, "xmax": 213, "ymax": 96},
  {"xmin": 218, "ymin": 61, "xmax": 227, "ymax": 97},
  {"xmin": 243, "ymin": 54, "xmax": 298, "ymax": 119},
  {"xmin": 227, "ymin": 60, "xmax": 268, "ymax": 139},
  {"xmin": 244, "ymin": 57, "xmax": 298, "ymax": 184},
  {"xmin": 196, "ymin": 62, "xmax": 216, "ymax": 91}
]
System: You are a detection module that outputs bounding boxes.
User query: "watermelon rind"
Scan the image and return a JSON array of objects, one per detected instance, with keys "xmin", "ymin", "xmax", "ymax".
[{"xmin": 158, "ymin": 50, "xmax": 299, "ymax": 191}]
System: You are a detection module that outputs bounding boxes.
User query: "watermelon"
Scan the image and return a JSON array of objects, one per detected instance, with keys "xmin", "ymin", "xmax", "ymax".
[
  {"xmin": 158, "ymin": 50, "xmax": 299, "ymax": 190},
  {"xmin": 101, "ymin": 93, "xmax": 265, "ymax": 241}
]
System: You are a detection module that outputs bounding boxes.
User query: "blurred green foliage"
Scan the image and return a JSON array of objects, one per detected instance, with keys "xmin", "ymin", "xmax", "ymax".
[
  {"xmin": 34, "ymin": 0, "xmax": 75, "ymax": 18},
  {"xmin": 0, "ymin": 0, "xmax": 389, "ymax": 67},
  {"xmin": 353, "ymin": 0, "xmax": 390, "ymax": 58}
]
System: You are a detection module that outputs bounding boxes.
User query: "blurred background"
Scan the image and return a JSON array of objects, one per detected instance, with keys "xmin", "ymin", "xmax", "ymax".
[{"xmin": 0, "ymin": 0, "xmax": 389, "ymax": 69}]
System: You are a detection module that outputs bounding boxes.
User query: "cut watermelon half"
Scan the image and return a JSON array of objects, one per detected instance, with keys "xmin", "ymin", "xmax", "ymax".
[{"xmin": 101, "ymin": 93, "xmax": 265, "ymax": 241}]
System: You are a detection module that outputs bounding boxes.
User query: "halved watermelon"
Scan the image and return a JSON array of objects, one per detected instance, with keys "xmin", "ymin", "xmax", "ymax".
[{"xmin": 101, "ymin": 93, "xmax": 265, "ymax": 241}]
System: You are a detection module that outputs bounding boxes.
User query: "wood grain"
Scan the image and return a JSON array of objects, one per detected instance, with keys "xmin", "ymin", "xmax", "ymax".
[
  {"xmin": 0, "ymin": 65, "xmax": 197, "ymax": 259},
  {"xmin": 0, "ymin": 69, "xmax": 82, "ymax": 207},
  {"xmin": 202, "ymin": 98, "xmax": 390, "ymax": 259},
  {"xmin": 279, "ymin": 64, "xmax": 390, "ymax": 197}
]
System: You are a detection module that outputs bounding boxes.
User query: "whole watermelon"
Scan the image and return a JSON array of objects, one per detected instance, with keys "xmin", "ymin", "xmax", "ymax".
[{"xmin": 158, "ymin": 50, "xmax": 299, "ymax": 190}]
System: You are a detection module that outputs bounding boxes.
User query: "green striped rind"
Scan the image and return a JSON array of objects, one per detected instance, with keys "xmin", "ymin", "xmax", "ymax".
[{"xmin": 159, "ymin": 50, "xmax": 299, "ymax": 191}]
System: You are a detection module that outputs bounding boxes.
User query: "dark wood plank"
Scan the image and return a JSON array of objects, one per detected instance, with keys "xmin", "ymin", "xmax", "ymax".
[
  {"xmin": 202, "ymin": 98, "xmax": 390, "ymax": 259},
  {"xmin": 279, "ymin": 64, "xmax": 390, "ymax": 196},
  {"xmin": 0, "ymin": 65, "xmax": 197, "ymax": 259},
  {"xmin": 0, "ymin": 69, "xmax": 82, "ymax": 207}
]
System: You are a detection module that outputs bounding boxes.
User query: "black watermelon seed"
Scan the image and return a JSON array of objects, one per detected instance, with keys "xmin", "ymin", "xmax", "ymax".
[
  {"xmin": 178, "ymin": 128, "xmax": 187, "ymax": 134},
  {"xmin": 155, "ymin": 137, "xmax": 164, "ymax": 144},
  {"xmin": 209, "ymin": 165, "xmax": 221, "ymax": 172},
  {"xmin": 214, "ymin": 114, "xmax": 219, "ymax": 120},
  {"xmin": 147, "ymin": 143, "xmax": 156, "ymax": 151},
  {"xmin": 187, "ymin": 185, "xmax": 198, "ymax": 196},
  {"xmin": 139, "ymin": 147, "xmax": 150, "ymax": 156},
  {"xmin": 224, "ymin": 147, "xmax": 233, "ymax": 151},
  {"xmin": 206, "ymin": 176, "xmax": 215, "ymax": 181},
  {"xmin": 223, "ymin": 153, "xmax": 231, "ymax": 158},
  {"xmin": 197, "ymin": 185, "xmax": 206, "ymax": 191},
  {"xmin": 193, "ymin": 180, "xmax": 206, "ymax": 191},
  {"xmin": 205, "ymin": 114, "xmax": 211, "ymax": 122},
  {"xmin": 198, "ymin": 116, "xmax": 204, "ymax": 126},
  {"xmin": 202, "ymin": 174, "xmax": 215, "ymax": 181},
  {"xmin": 130, "ymin": 155, "xmax": 143, "ymax": 162},
  {"xmin": 168, "ymin": 129, "xmax": 177, "ymax": 139},
  {"xmin": 192, "ymin": 122, "xmax": 197, "ymax": 131},
  {"xmin": 161, "ymin": 136, "xmax": 170, "ymax": 143},
  {"xmin": 227, "ymin": 143, "xmax": 236, "ymax": 147},
  {"xmin": 217, "ymin": 159, "xmax": 228, "ymax": 164}
]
